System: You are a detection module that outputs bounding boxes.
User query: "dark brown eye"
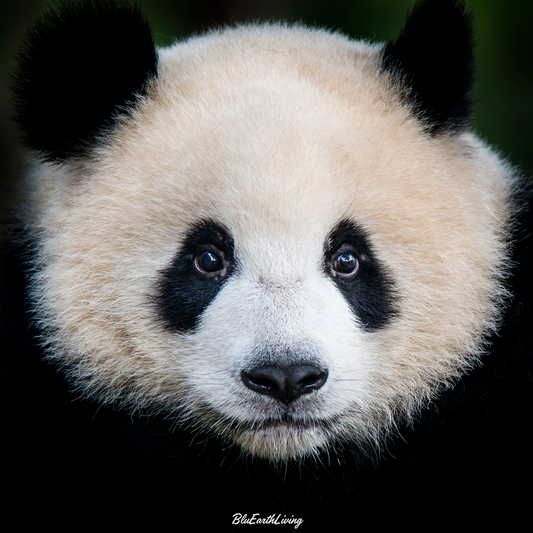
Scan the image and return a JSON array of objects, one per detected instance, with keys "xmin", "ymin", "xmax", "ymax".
[
  {"xmin": 194, "ymin": 249, "xmax": 224, "ymax": 274},
  {"xmin": 333, "ymin": 251, "xmax": 359, "ymax": 277}
]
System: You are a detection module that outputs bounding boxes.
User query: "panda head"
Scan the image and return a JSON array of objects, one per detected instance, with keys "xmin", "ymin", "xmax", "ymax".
[{"xmin": 12, "ymin": 0, "xmax": 515, "ymax": 461}]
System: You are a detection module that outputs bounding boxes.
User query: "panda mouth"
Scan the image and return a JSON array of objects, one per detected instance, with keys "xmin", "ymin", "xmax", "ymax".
[
  {"xmin": 228, "ymin": 412, "xmax": 333, "ymax": 435},
  {"xmin": 188, "ymin": 400, "xmax": 336, "ymax": 459},
  {"xmin": 249, "ymin": 416, "xmax": 327, "ymax": 431},
  {"xmin": 225, "ymin": 415, "xmax": 334, "ymax": 460}
]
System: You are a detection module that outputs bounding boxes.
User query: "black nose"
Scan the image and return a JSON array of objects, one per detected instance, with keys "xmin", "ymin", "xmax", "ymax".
[{"xmin": 241, "ymin": 364, "xmax": 328, "ymax": 405}]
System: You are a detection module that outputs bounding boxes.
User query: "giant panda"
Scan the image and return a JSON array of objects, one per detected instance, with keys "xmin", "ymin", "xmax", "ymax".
[{"xmin": 1, "ymin": 0, "xmax": 532, "ymax": 528}]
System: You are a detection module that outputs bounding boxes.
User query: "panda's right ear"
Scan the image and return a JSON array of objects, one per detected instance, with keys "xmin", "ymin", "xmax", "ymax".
[{"xmin": 10, "ymin": 0, "xmax": 158, "ymax": 162}]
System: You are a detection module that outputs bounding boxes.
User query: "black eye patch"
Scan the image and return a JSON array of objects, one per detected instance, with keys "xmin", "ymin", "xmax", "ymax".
[
  {"xmin": 324, "ymin": 220, "xmax": 399, "ymax": 331},
  {"xmin": 155, "ymin": 220, "xmax": 236, "ymax": 333},
  {"xmin": 156, "ymin": 218, "xmax": 397, "ymax": 334}
]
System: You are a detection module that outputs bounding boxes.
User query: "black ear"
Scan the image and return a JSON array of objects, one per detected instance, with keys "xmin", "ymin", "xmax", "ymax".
[
  {"xmin": 382, "ymin": 0, "xmax": 474, "ymax": 134},
  {"xmin": 11, "ymin": 0, "xmax": 158, "ymax": 162}
]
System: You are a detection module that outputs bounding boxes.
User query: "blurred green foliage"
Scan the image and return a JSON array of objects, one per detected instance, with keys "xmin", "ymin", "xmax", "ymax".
[{"xmin": 1, "ymin": 0, "xmax": 531, "ymax": 174}]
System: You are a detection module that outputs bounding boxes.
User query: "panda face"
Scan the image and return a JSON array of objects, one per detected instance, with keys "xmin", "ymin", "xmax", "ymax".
[{"xmin": 15, "ymin": 2, "xmax": 515, "ymax": 461}]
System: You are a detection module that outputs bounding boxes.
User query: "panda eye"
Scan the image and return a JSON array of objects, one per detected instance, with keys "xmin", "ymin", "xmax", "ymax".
[
  {"xmin": 332, "ymin": 250, "xmax": 359, "ymax": 278},
  {"xmin": 194, "ymin": 248, "xmax": 226, "ymax": 276}
]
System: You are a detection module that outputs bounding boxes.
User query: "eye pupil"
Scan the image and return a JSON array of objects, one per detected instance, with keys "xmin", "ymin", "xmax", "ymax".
[
  {"xmin": 197, "ymin": 251, "xmax": 222, "ymax": 273},
  {"xmin": 337, "ymin": 252, "xmax": 358, "ymax": 275}
]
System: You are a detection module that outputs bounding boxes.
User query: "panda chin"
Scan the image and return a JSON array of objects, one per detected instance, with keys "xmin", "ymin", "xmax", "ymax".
[
  {"xmin": 197, "ymin": 409, "xmax": 334, "ymax": 461},
  {"xmin": 231, "ymin": 419, "xmax": 331, "ymax": 461}
]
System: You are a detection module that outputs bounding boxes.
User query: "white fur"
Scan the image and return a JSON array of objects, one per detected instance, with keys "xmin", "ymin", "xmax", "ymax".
[{"xmin": 24, "ymin": 24, "xmax": 515, "ymax": 461}]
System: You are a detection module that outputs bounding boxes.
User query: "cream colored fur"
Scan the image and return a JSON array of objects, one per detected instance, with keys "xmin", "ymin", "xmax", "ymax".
[{"xmin": 24, "ymin": 24, "xmax": 516, "ymax": 461}]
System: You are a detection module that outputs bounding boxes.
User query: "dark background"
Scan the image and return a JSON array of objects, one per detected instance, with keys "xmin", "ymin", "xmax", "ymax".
[{"xmin": 1, "ymin": 0, "xmax": 532, "ymax": 196}]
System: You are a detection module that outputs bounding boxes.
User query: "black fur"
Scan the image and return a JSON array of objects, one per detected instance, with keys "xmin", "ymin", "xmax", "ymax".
[
  {"xmin": 156, "ymin": 220, "xmax": 236, "ymax": 332},
  {"xmin": 324, "ymin": 220, "xmax": 398, "ymax": 331},
  {"xmin": 382, "ymin": 0, "xmax": 474, "ymax": 134},
  {"xmin": 10, "ymin": 0, "xmax": 157, "ymax": 161}
]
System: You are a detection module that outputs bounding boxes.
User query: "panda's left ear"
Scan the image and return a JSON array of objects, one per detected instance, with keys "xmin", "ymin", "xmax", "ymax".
[
  {"xmin": 11, "ymin": 0, "xmax": 158, "ymax": 162},
  {"xmin": 382, "ymin": 0, "xmax": 474, "ymax": 134}
]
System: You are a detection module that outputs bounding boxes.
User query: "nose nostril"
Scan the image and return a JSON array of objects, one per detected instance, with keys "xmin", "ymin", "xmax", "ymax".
[
  {"xmin": 299, "ymin": 370, "xmax": 328, "ymax": 391},
  {"xmin": 253, "ymin": 377, "xmax": 277, "ymax": 389},
  {"xmin": 242, "ymin": 372, "xmax": 280, "ymax": 394},
  {"xmin": 240, "ymin": 367, "xmax": 284, "ymax": 397},
  {"xmin": 241, "ymin": 364, "xmax": 328, "ymax": 404}
]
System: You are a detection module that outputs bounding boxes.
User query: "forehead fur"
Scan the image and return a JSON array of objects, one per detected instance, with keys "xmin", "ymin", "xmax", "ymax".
[
  {"xmin": 27, "ymin": 24, "xmax": 513, "ymax": 441},
  {"xmin": 44, "ymin": 25, "xmax": 510, "ymax": 284}
]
